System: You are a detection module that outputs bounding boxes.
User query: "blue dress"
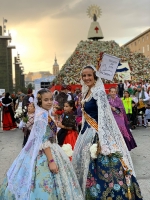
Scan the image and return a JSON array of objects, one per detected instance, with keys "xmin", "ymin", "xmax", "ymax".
[
  {"xmin": 0, "ymin": 125, "xmax": 83, "ymax": 200},
  {"xmin": 74, "ymin": 98, "xmax": 143, "ymax": 200}
]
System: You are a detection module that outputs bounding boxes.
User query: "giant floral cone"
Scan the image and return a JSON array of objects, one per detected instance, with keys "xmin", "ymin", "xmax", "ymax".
[{"xmin": 54, "ymin": 40, "xmax": 150, "ymax": 84}]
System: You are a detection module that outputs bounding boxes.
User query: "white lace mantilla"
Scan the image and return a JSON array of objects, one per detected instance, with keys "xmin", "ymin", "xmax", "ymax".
[{"xmin": 73, "ymin": 72, "xmax": 135, "ymax": 197}]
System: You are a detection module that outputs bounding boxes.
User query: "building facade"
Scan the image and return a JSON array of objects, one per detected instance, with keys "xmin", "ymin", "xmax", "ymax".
[
  {"xmin": 123, "ymin": 28, "xmax": 150, "ymax": 59},
  {"xmin": 25, "ymin": 71, "xmax": 52, "ymax": 87},
  {"xmin": 0, "ymin": 26, "xmax": 15, "ymax": 93},
  {"xmin": 14, "ymin": 57, "xmax": 25, "ymax": 91}
]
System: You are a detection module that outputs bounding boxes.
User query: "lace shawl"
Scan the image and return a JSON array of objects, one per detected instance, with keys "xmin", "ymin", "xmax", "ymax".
[
  {"xmin": 73, "ymin": 66, "xmax": 135, "ymax": 193},
  {"xmin": 91, "ymin": 83, "xmax": 135, "ymax": 176},
  {"xmin": 7, "ymin": 106, "xmax": 48, "ymax": 200}
]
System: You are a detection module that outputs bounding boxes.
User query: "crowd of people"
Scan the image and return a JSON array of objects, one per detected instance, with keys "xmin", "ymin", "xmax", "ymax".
[{"xmin": 0, "ymin": 66, "xmax": 146, "ymax": 199}]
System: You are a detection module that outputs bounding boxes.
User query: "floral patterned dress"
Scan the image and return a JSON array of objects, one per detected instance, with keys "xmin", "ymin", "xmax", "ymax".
[
  {"xmin": 73, "ymin": 97, "xmax": 143, "ymax": 200},
  {"xmin": 0, "ymin": 125, "xmax": 83, "ymax": 200}
]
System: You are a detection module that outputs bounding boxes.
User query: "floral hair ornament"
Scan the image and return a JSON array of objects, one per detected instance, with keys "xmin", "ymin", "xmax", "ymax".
[
  {"xmin": 53, "ymin": 100, "xmax": 59, "ymax": 106},
  {"xmin": 37, "ymin": 93, "xmax": 41, "ymax": 99}
]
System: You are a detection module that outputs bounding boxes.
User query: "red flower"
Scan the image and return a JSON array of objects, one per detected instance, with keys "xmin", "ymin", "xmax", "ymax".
[
  {"xmin": 86, "ymin": 177, "xmax": 96, "ymax": 188},
  {"xmin": 55, "ymin": 110, "xmax": 64, "ymax": 115}
]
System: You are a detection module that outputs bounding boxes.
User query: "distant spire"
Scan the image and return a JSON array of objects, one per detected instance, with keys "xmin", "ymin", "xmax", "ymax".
[{"xmin": 53, "ymin": 54, "xmax": 59, "ymax": 66}]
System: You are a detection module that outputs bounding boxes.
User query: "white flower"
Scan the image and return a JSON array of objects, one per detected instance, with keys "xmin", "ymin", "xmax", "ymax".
[
  {"xmin": 62, "ymin": 144, "xmax": 73, "ymax": 157},
  {"xmin": 24, "ymin": 106, "xmax": 27, "ymax": 109},
  {"xmin": 90, "ymin": 144, "xmax": 97, "ymax": 159},
  {"xmin": 23, "ymin": 109, "xmax": 26, "ymax": 112},
  {"xmin": 101, "ymin": 145, "xmax": 111, "ymax": 156}
]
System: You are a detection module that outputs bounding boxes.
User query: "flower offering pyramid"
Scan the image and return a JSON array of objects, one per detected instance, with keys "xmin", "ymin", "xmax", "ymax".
[{"xmin": 54, "ymin": 40, "xmax": 150, "ymax": 84}]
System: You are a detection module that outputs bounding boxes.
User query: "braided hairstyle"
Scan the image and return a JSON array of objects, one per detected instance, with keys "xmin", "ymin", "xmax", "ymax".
[{"xmin": 37, "ymin": 89, "xmax": 51, "ymax": 107}]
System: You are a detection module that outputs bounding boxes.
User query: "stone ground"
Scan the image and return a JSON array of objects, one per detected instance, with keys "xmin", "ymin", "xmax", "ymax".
[{"xmin": 0, "ymin": 127, "xmax": 150, "ymax": 199}]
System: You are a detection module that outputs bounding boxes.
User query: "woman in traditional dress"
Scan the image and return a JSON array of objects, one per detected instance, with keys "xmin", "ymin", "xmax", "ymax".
[
  {"xmin": 72, "ymin": 65, "xmax": 142, "ymax": 200},
  {"xmin": 2, "ymin": 92, "xmax": 17, "ymax": 130},
  {"xmin": 0, "ymin": 89, "xmax": 83, "ymax": 200},
  {"xmin": 108, "ymin": 87, "xmax": 137, "ymax": 151}
]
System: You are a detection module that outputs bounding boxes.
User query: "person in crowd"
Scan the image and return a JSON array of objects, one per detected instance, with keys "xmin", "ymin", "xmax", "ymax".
[
  {"xmin": 143, "ymin": 103, "xmax": 150, "ymax": 127},
  {"xmin": 128, "ymin": 81, "xmax": 134, "ymax": 95},
  {"xmin": 55, "ymin": 85, "xmax": 68, "ymax": 109},
  {"xmin": 142, "ymin": 80, "xmax": 148, "ymax": 91},
  {"xmin": 57, "ymin": 100, "xmax": 78, "ymax": 150},
  {"xmin": 20, "ymin": 103, "xmax": 35, "ymax": 147},
  {"xmin": 15, "ymin": 93, "xmax": 25, "ymax": 110},
  {"xmin": 130, "ymin": 100, "xmax": 138, "ymax": 129},
  {"xmin": 124, "ymin": 80, "xmax": 130, "ymax": 91},
  {"xmin": 108, "ymin": 87, "xmax": 137, "ymax": 151},
  {"xmin": 53, "ymin": 90, "xmax": 59, "ymax": 100},
  {"xmin": 72, "ymin": 65, "xmax": 142, "ymax": 200},
  {"xmin": 15, "ymin": 90, "xmax": 25, "ymax": 109},
  {"xmin": 134, "ymin": 85, "xmax": 150, "ymax": 126},
  {"xmin": 22, "ymin": 88, "xmax": 34, "ymax": 109},
  {"xmin": 132, "ymin": 81, "xmax": 137, "ymax": 95},
  {"xmin": 73, "ymin": 88, "xmax": 81, "ymax": 99},
  {"xmin": 117, "ymin": 80, "xmax": 124, "ymax": 97},
  {"xmin": 11, "ymin": 94, "xmax": 17, "ymax": 111},
  {"xmin": 122, "ymin": 91, "xmax": 132, "ymax": 124},
  {"xmin": 147, "ymin": 84, "xmax": 150, "ymax": 96},
  {"xmin": 66, "ymin": 85, "xmax": 74, "ymax": 100},
  {"xmin": 1, "ymin": 92, "xmax": 17, "ymax": 131},
  {"xmin": 146, "ymin": 80, "xmax": 150, "ymax": 92},
  {"xmin": 0, "ymin": 89, "xmax": 83, "ymax": 200},
  {"xmin": 75, "ymin": 94, "xmax": 82, "ymax": 132}
]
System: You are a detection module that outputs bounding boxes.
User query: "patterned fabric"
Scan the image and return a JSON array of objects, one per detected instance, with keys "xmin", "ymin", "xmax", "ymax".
[
  {"xmin": 85, "ymin": 154, "xmax": 143, "ymax": 200},
  {"xmin": 72, "ymin": 75, "xmax": 142, "ymax": 198},
  {"xmin": 0, "ymin": 125, "xmax": 84, "ymax": 200},
  {"xmin": 108, "ymin": 96, "xmax": 137, "ymax": 151},
  {"xmin": 26, "ymin": 113, "xmax": 34, "ymax": 130}
]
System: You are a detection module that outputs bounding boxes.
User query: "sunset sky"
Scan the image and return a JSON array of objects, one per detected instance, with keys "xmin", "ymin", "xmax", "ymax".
[{"xmin": 0, "ymin": 0, "xmax": 149, "ymax": 75}]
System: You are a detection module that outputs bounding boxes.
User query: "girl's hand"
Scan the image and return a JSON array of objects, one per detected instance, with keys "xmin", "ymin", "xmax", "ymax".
[
  {"xmin": 57, "ymin": 121, "xmax": 63, "ymax": 128},
  {"xmin": 48, "ymin": 162, "xmax": 59, "ymax": 174}
]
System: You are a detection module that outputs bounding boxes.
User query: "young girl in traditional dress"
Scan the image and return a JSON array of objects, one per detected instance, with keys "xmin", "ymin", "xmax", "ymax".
[
  {"xmin": 22, "ymin": 103, "xmax": 35, "ymax": 147},
  {"xmin": 57, "ymin": 100, "xmax": 78, "ymax": 150},
  {"xmin": 0, "ymin": 89, "xmax": 83, "ymax": 200}
]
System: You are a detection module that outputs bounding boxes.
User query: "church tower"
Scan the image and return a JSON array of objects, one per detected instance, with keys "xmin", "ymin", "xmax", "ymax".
[{"xmin": 53, "ymin": 55, "xmax": 59, "ymax": 76}]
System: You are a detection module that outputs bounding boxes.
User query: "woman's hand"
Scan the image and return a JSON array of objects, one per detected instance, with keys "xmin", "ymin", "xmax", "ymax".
[{"xmin": 48, "ymin": 162, "xmax": 59, "ymax": 174}]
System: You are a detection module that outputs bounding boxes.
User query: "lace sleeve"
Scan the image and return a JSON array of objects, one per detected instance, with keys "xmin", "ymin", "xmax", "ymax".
[{"xmin": 40, "ymin": 140, "xmax": 51, "ymax": 150}]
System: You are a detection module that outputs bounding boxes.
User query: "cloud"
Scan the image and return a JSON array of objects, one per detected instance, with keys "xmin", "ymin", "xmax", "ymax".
[{"xmin": 0, "ymin": 0, "xmax": 149, "ymax": 75}]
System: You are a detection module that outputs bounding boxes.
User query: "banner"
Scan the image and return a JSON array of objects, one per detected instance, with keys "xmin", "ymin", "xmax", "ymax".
[
  {"xmin": 99, "ymin": 53, "xmax": 120, "ymax": 81},
  {"xmin": 117, "ymin": 62, "xmax": 131, "ymax": 81}
]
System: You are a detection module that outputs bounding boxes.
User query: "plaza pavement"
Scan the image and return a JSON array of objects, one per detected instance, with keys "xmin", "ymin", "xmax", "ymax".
[{"xmin": 0, "ymin": 127, "xmax": 150, "ymax": 199}]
